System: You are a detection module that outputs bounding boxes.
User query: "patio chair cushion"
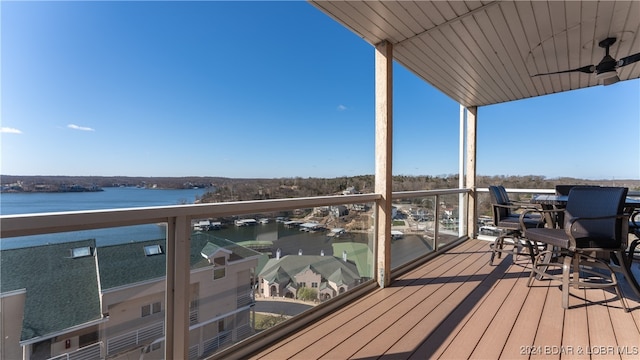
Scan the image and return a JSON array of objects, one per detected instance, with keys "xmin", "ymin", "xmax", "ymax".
[
  {"xmin": 522, "ymin": 228, "xmax": 568, "ymax": 248},
  {"xmin": 496, "ymin": 215, "xmax": 542, "ymax": 231},
  {"xmin": 526, "ymin": 227, "xmax": 619, "ymax": 249}
]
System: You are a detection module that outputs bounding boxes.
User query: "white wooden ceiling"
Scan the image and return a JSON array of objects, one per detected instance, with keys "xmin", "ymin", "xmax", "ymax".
[{"xmin": 309, "ymin": 0, "xmax": 640, "ymax": 107}]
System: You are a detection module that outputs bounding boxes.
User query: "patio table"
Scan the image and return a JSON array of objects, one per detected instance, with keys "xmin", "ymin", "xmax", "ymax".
[
  {"xmin": 531, "ymin": 194, "xmax": 640, "ymax": 208},
  {"xmin": 531, "ymin": 194, "xmax": 640, "ymax": 228},
  {"xmin": 530, "ymin": 194, "xmax": 568, "ymax": 229}
]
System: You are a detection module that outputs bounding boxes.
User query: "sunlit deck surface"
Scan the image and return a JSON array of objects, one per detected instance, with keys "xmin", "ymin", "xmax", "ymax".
[{"xmin": 249, "ymin": 239, "xmax": 640, "ymax": 359}]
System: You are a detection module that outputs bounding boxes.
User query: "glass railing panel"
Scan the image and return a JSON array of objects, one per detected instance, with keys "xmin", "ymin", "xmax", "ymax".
[
  {"xmin": 390, "ymin": 195, "xmax": 436, "ymax": 268},
  {"xmin": 437, "ymin": 192, "xmax": 463, "ymax": 248},
  {"xmin": 188, "ymin": 201, "xmax": 375, "ymax": 358},
  {"xmin": 391, "ymin": 189, "xmax": 468, "ymax": 269}
]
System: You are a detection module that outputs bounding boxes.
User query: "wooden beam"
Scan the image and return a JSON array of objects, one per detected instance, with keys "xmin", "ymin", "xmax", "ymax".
[
  {"xmin": 375, "ymin": 40, "xmax": 393, "ymax": 287},
  {"xmin": 465, "ymin": 106, "xmax": 478, "ymax": 237}
]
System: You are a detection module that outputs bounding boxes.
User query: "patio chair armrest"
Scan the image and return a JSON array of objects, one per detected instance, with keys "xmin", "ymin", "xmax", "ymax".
[
  {"xmin": 564, "ymin": 214, "xmax": 630, "ymax": 250},
  {"xmin": 631, "ymin": 210, "xmax": 640, "ymax": 227},
  {"xmin": 518, "ymin": 208, "xmax": 553, "ymax": 228}
]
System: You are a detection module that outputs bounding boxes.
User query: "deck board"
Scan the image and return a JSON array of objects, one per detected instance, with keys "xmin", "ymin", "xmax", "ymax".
[
  {"xmin": 251, "ymin": 240, "xmax": 484, "ymax": 359},
  {"xmin": 356, "ymin": 244, "xmax": 491, "ymax": 359},
  {"xmin": 248, "ymin": 239, "xmax": 640, "ymax": 360},
  {"xmin": 470, "ymin": 272, "xmax": 531, "ymax": 359}
]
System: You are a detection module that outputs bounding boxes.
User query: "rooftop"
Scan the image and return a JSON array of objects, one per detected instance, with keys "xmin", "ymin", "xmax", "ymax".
[
  {"xmin": 260, "ymin": 254, "xmax": 361, "ymax": 286},
  {"xmin": 0, "ymin": 239, "xmax": 102, "ymax": 342},
  {"xmin": 1, "ymin": 232, "xmax": 262, "ymax": 343},
  {"xmin": 98, "ymin": 232, "xmax": 262, "ymax": 289}
]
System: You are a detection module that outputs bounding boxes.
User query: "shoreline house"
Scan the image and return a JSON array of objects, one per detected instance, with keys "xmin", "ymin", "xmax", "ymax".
[
  {"xmin": 0, "ymin": 232, "xmax": 261, "ymax": 360},
  {"xmin": 258, "ymin": 254, "xmax": 361, "ymax": 302}
]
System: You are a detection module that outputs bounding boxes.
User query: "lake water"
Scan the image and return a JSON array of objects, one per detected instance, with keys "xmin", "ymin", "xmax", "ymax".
[
  {"xmin": 0, "ymin": 187, "xmax": 209, "ymax": 249},
  {"xmin": 0, "ymin": 187, "xmax": 368, "ymax": 254},
  {"xmin": 1, "ymin": 186, "xmax": 208, "ymax": 215}
]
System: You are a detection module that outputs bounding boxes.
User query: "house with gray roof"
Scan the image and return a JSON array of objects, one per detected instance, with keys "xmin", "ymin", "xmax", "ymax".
[
  {"xmin": 1, "ymin": 232, "xmax": 261, "ymax": 360},
  {"xmin": 258, "ymin": 254, "xmax": 361, "ymax": 301}
]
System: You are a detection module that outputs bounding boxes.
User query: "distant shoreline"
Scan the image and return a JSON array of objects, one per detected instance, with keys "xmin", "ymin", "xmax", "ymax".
[
  {"xmin": 1, "ymin": 175, "xmax": 217, "ymax": 193},
  {"xmin": 1, "ymin": 184, "xmax": 104, "ymax": 193},
  {"xmin": 2, "ymin": 175, "xmax": 638, "ymax": 200}
]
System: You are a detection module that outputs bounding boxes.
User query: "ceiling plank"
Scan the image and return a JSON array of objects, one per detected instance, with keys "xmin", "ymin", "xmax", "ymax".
[
  {"xmin": 309, "ymin": 1, "xmax": 640, "ymax": 107},
  {"xmin": 499, "ymin": 1, "xmax": 542, "ymax": 97}
]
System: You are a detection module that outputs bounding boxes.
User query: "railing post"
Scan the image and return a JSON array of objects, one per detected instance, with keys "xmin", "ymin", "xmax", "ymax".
[
  {"xmin": 459, "ymin": 104, "xmax": 466, "ymax": 238},
  {"xmin": 434, "ymin": 195, "xmax": 440, "ymax": 252},
  {"xmin": 165, "ymin": 215, "xmax": 191, "ymax": 359}
]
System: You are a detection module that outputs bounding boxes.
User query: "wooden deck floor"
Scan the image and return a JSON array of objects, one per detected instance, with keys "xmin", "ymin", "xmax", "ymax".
[{"xmin": 249, "ymin": 239, "xmax": 640, "ymax": 359}]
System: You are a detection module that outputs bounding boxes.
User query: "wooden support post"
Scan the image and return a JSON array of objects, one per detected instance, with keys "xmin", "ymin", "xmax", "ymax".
[
  {"xmin": 459, "ymin": 104, "xmax": 466, "ymax": 237},
  {"xmin": 465, "ymin": 106, "xmax": 478, "ymax": 238},
  {"xmin": 375, "ymin": 40, "xmax": 393, "ymax": 288}
]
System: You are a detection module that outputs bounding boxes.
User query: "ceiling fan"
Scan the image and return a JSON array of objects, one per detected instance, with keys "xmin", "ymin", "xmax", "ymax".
[{"xmin": 532, "ymin": 37, "xmax": 640, "ymax": 85}]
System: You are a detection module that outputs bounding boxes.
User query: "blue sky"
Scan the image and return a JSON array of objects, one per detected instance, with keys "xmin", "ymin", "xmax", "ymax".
[{"xmin": 2, "ymin": 1, "xmax": 639, "ymax": 180}]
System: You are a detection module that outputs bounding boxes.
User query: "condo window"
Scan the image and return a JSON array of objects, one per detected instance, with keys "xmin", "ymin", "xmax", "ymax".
[
  {"xmin": 71, "ymin": 246, "xmax": 92, "ymax": 258},
  {"xmin": 213, "ymin": 256, "xmax": 226, "ymax": 280},
  {"xmin": 214, "ymin": 267, "xmax": 226, "ymax": 280},
  {"xmin": 142, "ymin": 301, "xmax": 162, "ymax": 317},
  {"xmin": 213, "ymin": 256, "xmax": 225, "ymax": 266},
  {"xmin": 79, "ymin": 331, "xmax": 98, "ymax": 347},
  {"xmin": 144, "ymin": 244, "xmax": 163, "ymax": 256},
  {"xmin": 144, "ymin": 341, "xmax": 162, "ymax": 353},
  {"xmin": 190, "ymin": 299, "xmax": 199, "ymax": 325}
]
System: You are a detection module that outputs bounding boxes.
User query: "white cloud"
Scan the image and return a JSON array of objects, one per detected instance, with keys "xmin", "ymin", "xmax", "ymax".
[
  {"xmin": 68, "ymin": 124, "xmax": 95, "ymax": 132},
  {"xmin": 337, "ymin": 104, "xmax": 347, "ymax": 111},
  {"xmin": 1, "ymin": 127, "xmax": 23, "ymax": 134}
]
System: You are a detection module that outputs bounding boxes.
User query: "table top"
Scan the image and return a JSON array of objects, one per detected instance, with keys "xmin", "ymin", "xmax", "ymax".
[{"xmin": 531, "ymin": 194, "xmax": 640, "ymax": 208}]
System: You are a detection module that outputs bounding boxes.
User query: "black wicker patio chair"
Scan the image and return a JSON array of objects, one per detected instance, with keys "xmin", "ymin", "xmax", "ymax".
[
  {"xmin": 628, "ymin": 210, "xmax": 640, "ymax": 261},
  {"xmin": 488, "ymin": 185, "xmax": 544, "ymax": 265},
  {"xmin": 525, "ymin": 186, "xmax": 631, "ymax": 311}
]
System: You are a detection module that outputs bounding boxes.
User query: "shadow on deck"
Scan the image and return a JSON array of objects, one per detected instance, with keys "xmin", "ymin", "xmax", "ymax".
[{"xmin": 248, "ymin": 239, "xmax": 640, "ymax": 359}]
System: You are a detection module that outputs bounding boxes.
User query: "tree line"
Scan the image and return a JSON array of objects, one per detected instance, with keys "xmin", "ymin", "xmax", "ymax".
[{"xmin": 2, "ymin": 174, "xmax": 637, "ymax": 200}]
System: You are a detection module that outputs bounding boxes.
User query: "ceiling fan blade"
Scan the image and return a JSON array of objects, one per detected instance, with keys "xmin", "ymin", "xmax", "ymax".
[
  {"xmin": 531, "ymin": 64, "xmax": 595, "ymax": 77},
  {"xmin": 617, "ymin": 52, "xmax": 640, "ymax": 67}
]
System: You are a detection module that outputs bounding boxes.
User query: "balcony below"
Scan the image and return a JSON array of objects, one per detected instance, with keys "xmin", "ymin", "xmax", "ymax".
[{"xmin": 246, "ymin": 239, "xmax": 640, "ymax": 359}]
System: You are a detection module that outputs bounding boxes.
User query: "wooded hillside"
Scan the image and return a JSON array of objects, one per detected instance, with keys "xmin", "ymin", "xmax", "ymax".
[{"xmin": 2, "ymin": 174, "xmax": 638, "ymax": 201}]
